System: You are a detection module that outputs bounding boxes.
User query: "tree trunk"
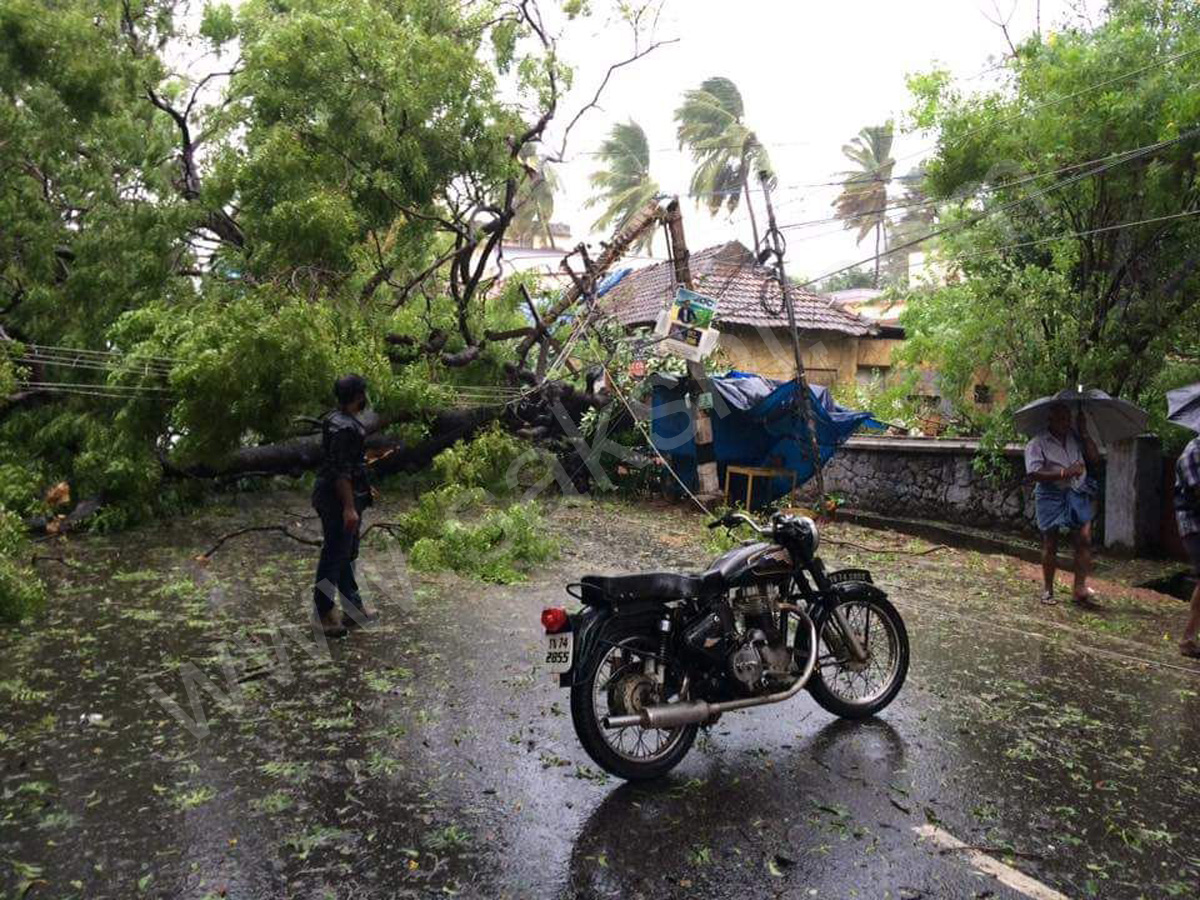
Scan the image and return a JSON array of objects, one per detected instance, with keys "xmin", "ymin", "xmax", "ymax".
[
  {"xmin": 168, "ymin": 407, "xmax": 499, "ymax": 480},
  {"xmin": 873, "ymin": 222, "xmax": 882, "ymax": 288},
  {"xmin": 743, "ymin": 179, "xmax": 761, "ymax": 252}
]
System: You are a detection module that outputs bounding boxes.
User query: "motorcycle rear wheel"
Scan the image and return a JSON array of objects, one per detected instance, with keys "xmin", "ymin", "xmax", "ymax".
[
  {"xmin": 570, "ymin": 621, "xmax": 697, "ymax": 781},
  {"xmin": 808, "ymin": 595, "xmax": 909, "ymax": 720}
]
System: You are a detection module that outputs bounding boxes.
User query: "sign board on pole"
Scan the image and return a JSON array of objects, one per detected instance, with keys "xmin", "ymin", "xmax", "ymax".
[{"xmin": 654, "ymin": 286, "xmax": 720, "ymax": 362}]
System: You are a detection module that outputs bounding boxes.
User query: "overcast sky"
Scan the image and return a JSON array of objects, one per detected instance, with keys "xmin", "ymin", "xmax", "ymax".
[{"xmin": 540, "ymin": 0, "xmax": 1102, "ymax": 280}]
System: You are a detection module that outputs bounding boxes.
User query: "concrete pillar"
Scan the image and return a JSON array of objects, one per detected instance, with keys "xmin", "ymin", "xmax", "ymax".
[{"xmin": 1104, "ymin": 435, "xmax": 1162, "ymax": 555}]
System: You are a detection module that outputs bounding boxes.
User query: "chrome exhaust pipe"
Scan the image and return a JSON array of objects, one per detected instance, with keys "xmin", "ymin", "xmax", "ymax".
[{"xmin": 603, "ymin": 610, "xmax": 818, "ymax": 730}]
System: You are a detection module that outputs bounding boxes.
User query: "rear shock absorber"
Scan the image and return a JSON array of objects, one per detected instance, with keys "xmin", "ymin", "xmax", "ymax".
[{"xmin": 657, "ymin": 615, "xmax": 672, "ymax": 685}]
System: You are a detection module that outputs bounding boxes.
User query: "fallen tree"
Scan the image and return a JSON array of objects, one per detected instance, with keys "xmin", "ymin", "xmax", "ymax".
[
  {"xmin": 0, "ymin": 0, "xmax": 672, "ymax": 524},
  {"xmin": 169, "ymin": 406, "xmax": 501, "ymax": 481}
]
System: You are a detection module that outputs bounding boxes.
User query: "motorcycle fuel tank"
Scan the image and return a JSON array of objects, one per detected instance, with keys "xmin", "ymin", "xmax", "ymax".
[{"xmin": 704, "ymin": 541, "xmax": 793, "ymax": 586}]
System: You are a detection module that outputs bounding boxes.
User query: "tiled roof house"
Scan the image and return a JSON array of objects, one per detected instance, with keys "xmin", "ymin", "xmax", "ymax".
[{"xmin": 600, "ymin": 241, "xmax": 880, "ymax": 385}]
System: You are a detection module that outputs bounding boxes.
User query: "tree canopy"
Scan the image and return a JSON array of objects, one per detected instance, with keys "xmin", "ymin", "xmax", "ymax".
[
  {"xmin": 899, "ymin": 0, "xmax": 1200, "ymax": 446},
  {"xmin": 831, "ymin": 122, "xmax": 895, "ymax": 287},
  {"xmin": 674, "ymin": 76, "xmax": 772, "ymax": 246},
  {"xmin": 0, "ymin": 0, "xmax": 658, "ymax": 532},
  {"xmin": 585, "ymin": 119, "xmax": 660, "ymax": 252}
]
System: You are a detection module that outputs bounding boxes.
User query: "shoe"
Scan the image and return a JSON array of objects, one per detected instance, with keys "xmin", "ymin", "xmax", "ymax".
[
  {"xmin": 317, "ymin": 607, "xmax": 347, "ymax": 638},
  {"xmin": 1071, "ymin": 587, "xmax": 1100, "ymax": 607},
  {"xmin": 1180, "ymin": 638, "xmax": 1200, "ymax": 659},
  {"xmin": 1039, "ymin": 589, "xmax": 1057, "ymax": 606},
  {"xmin": 343, "ymin": 602, "xmax": 379, "ymax": 629}
]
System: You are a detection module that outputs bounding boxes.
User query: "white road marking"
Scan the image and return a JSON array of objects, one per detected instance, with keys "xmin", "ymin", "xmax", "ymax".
[{"xmin": 913, "ymin": 824, "xmax": 1070, "ymax": 900}]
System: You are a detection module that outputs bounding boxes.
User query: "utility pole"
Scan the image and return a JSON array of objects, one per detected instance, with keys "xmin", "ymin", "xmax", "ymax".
[
  {"xmin": 665, "ymin": 199, "xmax": 721, "ymax": 502},
  {"xmin": 758, "ymin": 170, "xmax": 825, "ymax": 502}
]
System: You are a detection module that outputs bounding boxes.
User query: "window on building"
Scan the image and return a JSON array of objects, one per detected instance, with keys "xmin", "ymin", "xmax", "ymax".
[
  {"xmin": 806, "ymin": 368, "xmax": 839, "ymax": 387},
  {"xmin": 857, "ymin": 365, "xmax": 890, "ymax": 387}
]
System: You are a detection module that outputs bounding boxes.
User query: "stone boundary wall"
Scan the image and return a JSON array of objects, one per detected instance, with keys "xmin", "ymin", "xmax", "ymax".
[{"xmin": 808, "ymin": 436, "xmax": 1038, "ymax": 533}]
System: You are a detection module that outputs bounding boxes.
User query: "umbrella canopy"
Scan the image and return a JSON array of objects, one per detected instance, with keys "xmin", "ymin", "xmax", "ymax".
[
  {"xmin": 1013, "ymin": 388, "xmax": 1148, "ymax": 445},
  {"xmin": 1167, "ymin": 382, "xmax": 1200, "ymax": 433}
]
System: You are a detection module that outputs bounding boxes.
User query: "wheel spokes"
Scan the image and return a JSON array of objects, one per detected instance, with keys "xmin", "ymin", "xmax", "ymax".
[
  {"xmin": 593, "ymin": 639, "xmax": 685, "ymax": 763},
  {"xmin": 817, "ymin": 601, "xmax": 900, "ymax": 706}
]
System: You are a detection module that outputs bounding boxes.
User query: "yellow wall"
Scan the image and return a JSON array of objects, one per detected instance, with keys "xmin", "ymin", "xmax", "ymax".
[
  {"xmin": 716, "ymin": 327, "xmax": 905, "ymax": 387},
  {"xmin": 856, "ymin": 338, "xmax": 902, "ymax": 368},
  {"xmin": 714, "ymin": 327, "xmax": 1000, "ymax": 426}
]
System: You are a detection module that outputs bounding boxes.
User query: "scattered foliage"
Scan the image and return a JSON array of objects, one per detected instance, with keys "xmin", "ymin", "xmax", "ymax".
[
  {"xmin": 0, "ymin": 508, "xmax": 46, "ymax": 623},
  {"xmin": 399, "ymin": 486, "xmax": 558, "ymax": 584}
]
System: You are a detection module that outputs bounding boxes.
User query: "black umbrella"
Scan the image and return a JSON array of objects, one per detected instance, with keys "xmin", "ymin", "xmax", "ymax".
[
  {"xmin": 1167, "ymin": 382, "xmax": 1200, "ymax": 433},
  {"xmin": 1013, "ymin": 388, "xmax": 1148, "ymax": 445}
]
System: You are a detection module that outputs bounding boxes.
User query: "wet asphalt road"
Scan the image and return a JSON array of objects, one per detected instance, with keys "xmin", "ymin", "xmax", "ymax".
[{"xmin": 3, "ymin": 497, "xmax": 1199, "ymax": 899}]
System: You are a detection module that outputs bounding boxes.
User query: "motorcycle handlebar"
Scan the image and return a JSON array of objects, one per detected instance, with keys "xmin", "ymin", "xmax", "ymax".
[{"xmin": 707, "ymin": 512, "xmax": 769, "ymax": 535}]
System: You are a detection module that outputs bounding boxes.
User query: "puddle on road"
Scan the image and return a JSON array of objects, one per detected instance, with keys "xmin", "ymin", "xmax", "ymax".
[{"xmin": 3, "ymin": 496, "xmax": 1198, "ymax": 899}]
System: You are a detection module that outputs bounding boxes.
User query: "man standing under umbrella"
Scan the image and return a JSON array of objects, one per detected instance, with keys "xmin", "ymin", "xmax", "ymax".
[
  {"xmin": 1025, "ymin": 403, "xmax": 1100, "ymax": 605},
  {"xmin": 1168, "ymin": 383, "xmax": 1200, "ymax": 658}
]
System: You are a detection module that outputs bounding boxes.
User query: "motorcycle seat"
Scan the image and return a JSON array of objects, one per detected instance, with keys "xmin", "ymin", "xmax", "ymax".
[{"xmin": 580, "ymin": 571, "xmax": 721, "ymax": 604}]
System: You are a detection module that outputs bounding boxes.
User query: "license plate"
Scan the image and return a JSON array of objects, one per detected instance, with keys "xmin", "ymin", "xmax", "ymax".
[{"xmin": 543, "ymin": 632, "xmax": 573, "ymax": 674}]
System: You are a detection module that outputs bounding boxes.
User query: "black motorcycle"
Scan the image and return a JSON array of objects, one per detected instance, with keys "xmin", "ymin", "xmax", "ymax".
[{"xmin": 540, "ymin": 510, "xmax": 909, "ymax": 780}]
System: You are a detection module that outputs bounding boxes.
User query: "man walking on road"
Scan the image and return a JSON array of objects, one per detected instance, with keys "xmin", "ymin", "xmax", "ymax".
[
  {"xmin": 312, "ymin": 373, "xmax": 378, "ymax": 637},
  {"xmin": 1175, "ymin": 433, "xmax": 1200, "ymax": 658},
  {"xmin": 1025, "ymin": 403, "xmax": 1100, "ymax": 606}
]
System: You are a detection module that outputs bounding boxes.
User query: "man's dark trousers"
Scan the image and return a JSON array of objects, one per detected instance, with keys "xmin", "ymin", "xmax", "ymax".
[{"xmin": 313, "ymin": 502, "xmax": 364, "ymax": 616}]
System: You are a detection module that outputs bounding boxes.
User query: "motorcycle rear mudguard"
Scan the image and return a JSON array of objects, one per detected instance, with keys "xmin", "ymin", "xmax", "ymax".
[{"xmin": 558, "ymin": 602, "xmax": 665, "ymax": 688}]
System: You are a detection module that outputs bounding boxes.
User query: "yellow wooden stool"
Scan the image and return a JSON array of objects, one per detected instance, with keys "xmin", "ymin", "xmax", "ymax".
[{"xmin": 723, "ymin": 465, "xmax": 797, "ymax": 510}]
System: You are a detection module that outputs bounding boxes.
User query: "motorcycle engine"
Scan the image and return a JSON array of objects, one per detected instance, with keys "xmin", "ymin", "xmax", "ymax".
[
  {"xmin": 728, "ymin": 584, "xmax": 793, "ymax": 691},
  {"xmin": 728, "ymin": 629, "xmax": 769, "ymax": 690}
]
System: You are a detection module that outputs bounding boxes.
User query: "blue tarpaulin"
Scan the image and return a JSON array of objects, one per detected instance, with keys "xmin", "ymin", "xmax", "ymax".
[{"xmin": 649, "ymin": 371, "xmax": 883, "ymax": 505}]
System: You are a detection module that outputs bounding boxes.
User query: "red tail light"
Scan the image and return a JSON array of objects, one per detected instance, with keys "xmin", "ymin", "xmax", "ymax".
[{"xmin": 541, "ymin": 607, "xmax": 569, "ymax": 633}]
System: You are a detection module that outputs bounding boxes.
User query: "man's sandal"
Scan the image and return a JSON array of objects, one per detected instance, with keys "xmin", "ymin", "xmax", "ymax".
[
  {"xmin": 1180, "ymin": 639, "xmax": 1200, "ymax": 659},
  {"xmin": 1040, "ymin": 589, "xmax": 1057, "ymax": 605},
  {"xmin": 1072, "ymin": 587, "xmax": 1100, "ymax": 606}
]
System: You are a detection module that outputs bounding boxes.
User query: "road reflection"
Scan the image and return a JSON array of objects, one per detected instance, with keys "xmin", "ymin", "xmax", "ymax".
[{"xmin": 564, "ymin": 716, "xmax": 908, "ymax": 899}]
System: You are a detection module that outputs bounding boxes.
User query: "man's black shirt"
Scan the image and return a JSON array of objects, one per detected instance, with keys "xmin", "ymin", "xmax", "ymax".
[{"xmin": 313, "ymin": 410, "xmax": 371, "ymax": 510}]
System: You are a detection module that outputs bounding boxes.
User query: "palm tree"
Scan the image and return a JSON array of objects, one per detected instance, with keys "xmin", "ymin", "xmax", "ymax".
[
  {"xmin": 674, "ymin": 77, "xmax": 772, "ymax": 250},
  {"xmin": 585, "ymin": 119, "xmax": 660, "ymax": 253},
  {"xmin": 831, "ymin": 122, "xmax": 896, "ymax": 287},
  {"xmin": 509, "ymin": 148, "xmax": 560, "ymax": 248}
]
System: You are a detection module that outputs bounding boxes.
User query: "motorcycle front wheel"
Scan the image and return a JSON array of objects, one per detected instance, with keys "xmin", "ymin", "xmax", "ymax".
[
  {"xmin": 569, "ymin": 620, "xmax": 697, "ymax": 781},
  {"xmin": 808, "ymin": 595, "xmax": 909, "ymax": 720}
]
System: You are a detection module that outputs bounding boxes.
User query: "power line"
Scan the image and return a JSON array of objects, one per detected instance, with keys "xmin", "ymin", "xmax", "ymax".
[
  {"xmin": 13, "ymin": 352, "xmax": 173, "ymax": 376},
  {"xmin": 564, "ymin": 138, "xmax": 814, "ymax": 161},
  {"xmin": 20, "ymin": 380, "xmax": 173, "ymax": 392},
  {"xmin": 16, "ymin": 382, "xmax": 176, "ymax": 401},
  {"xmin": 10, "ymin": 342, "xmax": 181, "ymax": 364},
  {"xmin": 776, "ymin": 135, "xmax": 1200, "ymax": 234},
  {"xmin": 816, "ymin": 45, "xmax": 1200, "ymax": 190},
  {"xmin": 904, "ymin": 208, "xmax": 1200, "ymax": 271},
  {"xmin": 793, "ymin": 124, "xmax": 1200, "ymax": 290}
]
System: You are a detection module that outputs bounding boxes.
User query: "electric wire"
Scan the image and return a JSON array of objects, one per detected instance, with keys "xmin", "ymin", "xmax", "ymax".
[
  {"xmin": 11, "ymin": 343, "xmax": 181, "ymax": 364},
  {"xmin": 14, "ymin": 383, "xmax": 176, "ymax": 400},
  {"xmin": 563, "ymin": 46, "xmax": 1200, "ymax": 206},
  {"xmin": 800, "ymin": 45, "xmax": 1200, "ymax": 190},
  {"xmin": 791, "ymin": 124, "xmax": 1200, "ymax": 290},
  {"xmin": 778, "ymin": 135, "xmax": 1200, "ymax": 233},
  {"xmin": 12, "ymin": 355, "xmax": 173, "ymax": 377},
  {"xmin": 902, "ymin": 208, "xmax": 1200, "ymax": 271}
]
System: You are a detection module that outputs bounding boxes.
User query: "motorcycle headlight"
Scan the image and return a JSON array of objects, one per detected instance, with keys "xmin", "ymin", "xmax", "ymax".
[{"xmin": 800, "ymin": 515, "xmax": 819, "ymax": 555}]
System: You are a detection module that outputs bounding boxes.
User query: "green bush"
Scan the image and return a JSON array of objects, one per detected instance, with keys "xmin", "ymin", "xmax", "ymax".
[
  {"xmin": 0, "ymin": 508, "xmax": 46, "ymax": 623},
  {"xmin": 392, "ymin": 485, "xmax": 557, "ymax": 584},
  {"xmin": 832, "ymin": 372, "xmax": 924, "ymax": 433},
  {"xmin": 431, "ymin": 423, "xmax": 542, "ymax": 493},
  {"xmin": 392, "ymin": 485, "xmax": 486, "ymax": 546}
]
